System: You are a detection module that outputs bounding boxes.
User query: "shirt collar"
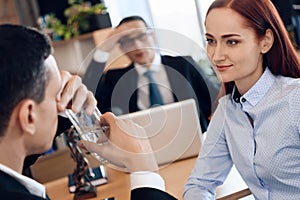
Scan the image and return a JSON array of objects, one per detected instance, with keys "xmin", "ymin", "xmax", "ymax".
[
  {"xmin": 135, "ymin": 52, "xmax": 161, "ymax": 76},
  {"xmin": 0, "ymin": 163, "xmax": 46, "ymax": 198},
  {"xmin": 231, "ymin": 67, "xmax": 275, "ymax": 107}
]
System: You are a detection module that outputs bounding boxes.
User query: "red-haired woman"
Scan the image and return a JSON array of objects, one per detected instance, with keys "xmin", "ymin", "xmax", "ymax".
[{"xmin": 184, "ymin": 0, "xmax": 300, "ymax": 199}]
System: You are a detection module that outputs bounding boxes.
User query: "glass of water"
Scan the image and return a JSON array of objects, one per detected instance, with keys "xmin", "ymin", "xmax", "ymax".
[{"xmin": 65, "ymin": 107, "xmax": 109, "ymax": 163}]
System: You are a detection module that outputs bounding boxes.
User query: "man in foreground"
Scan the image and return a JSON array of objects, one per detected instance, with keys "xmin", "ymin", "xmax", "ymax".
[{"xmin": 0, "ymin": 24, "xmax": 98, "ymax": 199}]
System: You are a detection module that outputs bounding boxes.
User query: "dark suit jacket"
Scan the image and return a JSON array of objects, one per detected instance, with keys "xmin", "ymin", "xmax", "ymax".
[
  {"xmin": 0, "ymin": 170, "xmax": 49, "ymax": 200},
  {"xmin": 96, "ymin": 55, "xmax": 217, "ymax": 132},
  {"xmin": 82, "ymin": 58, "xmax": 106, "ymax": 94},
  {"xmin": 131, "ymin": 187, "xmax": 177, "ymax": 200},
  {"xmin": 1, "ymin": 168, "xmax": 176, "ymax": 200}
]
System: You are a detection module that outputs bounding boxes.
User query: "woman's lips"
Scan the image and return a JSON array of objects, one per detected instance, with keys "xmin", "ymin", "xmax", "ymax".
[{"xmin": 216, "ymin": 65, "xmax": 232, "ymax": 72}]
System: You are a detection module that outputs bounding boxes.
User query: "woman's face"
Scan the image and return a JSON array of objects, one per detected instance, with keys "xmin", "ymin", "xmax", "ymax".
[{"xmin": 205, "ymin": 8, "xmax": 265, "ymax": 94}]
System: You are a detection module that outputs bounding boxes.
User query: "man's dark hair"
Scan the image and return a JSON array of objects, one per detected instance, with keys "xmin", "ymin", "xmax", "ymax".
[
  {"xmin": 117, "ymin": 15, "xmax": 149, "ymax": 27},
  {"xmin": 0, "ymin": 24, "xmax": 52, "ymax": 136}
]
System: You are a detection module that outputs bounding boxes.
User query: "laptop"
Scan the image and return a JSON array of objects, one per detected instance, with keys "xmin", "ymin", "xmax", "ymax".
[{"xmin": 118, "ymin": 99, "xmax": 203, "ymax": 166}]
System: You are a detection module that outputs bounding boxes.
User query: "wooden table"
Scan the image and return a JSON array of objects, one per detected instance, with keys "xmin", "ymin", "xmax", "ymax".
[{"xmin": 45, "ymin": 157, "xmax": 251, "ymax": 200}]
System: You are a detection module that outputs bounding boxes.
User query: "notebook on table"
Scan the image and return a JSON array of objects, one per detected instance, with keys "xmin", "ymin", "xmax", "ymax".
[{"xmin": 119, "ymin": 98, "xmax": 203, "ymax": 166}]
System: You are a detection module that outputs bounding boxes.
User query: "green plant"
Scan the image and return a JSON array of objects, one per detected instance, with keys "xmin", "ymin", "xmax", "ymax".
[
  {"xmin": 45, "ymin": 14, "xmax": 78, "ymax": 40},
  {"xmin": 45, "ymin": 0, "xmax": 107, "ymax": 40}
]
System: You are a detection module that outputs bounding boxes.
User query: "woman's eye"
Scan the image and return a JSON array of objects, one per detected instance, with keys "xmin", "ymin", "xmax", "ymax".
[
  {"xmin": 206, "ymin": 38, "xmax": 215, "ymax": 44},
  {"xmin": 227, "ymin": 40, "xmax": 239, "ymax": 45}
]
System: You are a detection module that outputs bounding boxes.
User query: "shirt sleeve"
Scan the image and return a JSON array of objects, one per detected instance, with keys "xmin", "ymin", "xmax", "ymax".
[
  {"xmin": 130, "ymin": 171, "xmax": 165, "ymax": 192},
  {"xmin": 183, "ymin": 100, "xmax": 233, "ymax": 199},
  {"xmin": 93, "ymin": 49, "xmax": 110, "ymax": 63}
]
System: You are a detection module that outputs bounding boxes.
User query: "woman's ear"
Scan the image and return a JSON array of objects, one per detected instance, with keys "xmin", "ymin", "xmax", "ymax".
[
  {"xmin": 18, "ymin": 100, "xmax": 37, "ymax": 135},
  {"xmin": 261, "ymin": 29, "xmax": 274, "ymax": 54}
]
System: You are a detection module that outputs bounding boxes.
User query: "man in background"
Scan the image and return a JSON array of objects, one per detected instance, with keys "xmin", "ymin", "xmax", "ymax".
[{"xmin": 94, "ymin": 16, "xmax": 219, "ymax": 132}]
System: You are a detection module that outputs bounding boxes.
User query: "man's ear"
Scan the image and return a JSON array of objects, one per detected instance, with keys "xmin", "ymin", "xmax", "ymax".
[
  {"xmin": 18, "ymin": 100, "xmax": 37, "ymax": 135},
  {"xmin": 260, "ymin": 29, "xmax": 274, "ymax": 54}
]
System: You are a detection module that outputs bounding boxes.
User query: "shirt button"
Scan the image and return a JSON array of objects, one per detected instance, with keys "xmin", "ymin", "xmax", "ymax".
[{"xmin": 241, "ymin": 98, "xmax": 246, "ymax": 102}]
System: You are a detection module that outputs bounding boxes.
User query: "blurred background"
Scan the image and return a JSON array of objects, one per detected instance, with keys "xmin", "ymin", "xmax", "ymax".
[{"xmin": 1, "ymin": 0, "xmax": 299, "ymax": 75}]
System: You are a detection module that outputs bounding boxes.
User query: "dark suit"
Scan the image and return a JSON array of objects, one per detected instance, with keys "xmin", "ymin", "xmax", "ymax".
[
  {"xmin": 96, "ymin": 55, "xmax": 218, "ymax": 132},
  {"xmin": 0, "ymin": 170, "xmax": 49, "ymax": 200},
  {"xmin": 2, "ymin": 168, "xmax": 177, "ymax": 200},
  {"xmin": 82, "ymin": 58, "xmax": 106, "ymax": 94},
  {"xmin": 131, "ymin": 188, "xmax": 177, "ymax": 200}
]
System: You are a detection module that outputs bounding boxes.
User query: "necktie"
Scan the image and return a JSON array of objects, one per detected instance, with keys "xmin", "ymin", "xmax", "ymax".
[{"xmin": 144, "ymin": 70, "xmax": 164, "ymax": 106}]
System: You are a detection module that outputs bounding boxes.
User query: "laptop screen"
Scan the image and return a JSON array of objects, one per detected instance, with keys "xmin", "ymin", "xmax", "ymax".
[{"xmin": 119, "ymin": 99, "xmax": 203, "ymax": 166}]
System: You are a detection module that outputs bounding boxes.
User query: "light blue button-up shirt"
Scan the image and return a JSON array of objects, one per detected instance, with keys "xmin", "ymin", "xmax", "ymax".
[{"xmin": 184, "ymin": 68, "xmax": 300, "ymax": 200}]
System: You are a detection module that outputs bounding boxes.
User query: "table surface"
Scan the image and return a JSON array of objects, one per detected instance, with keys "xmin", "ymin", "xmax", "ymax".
[{"xmin": 45, "ymin": 156, "xmax": 251, "ymax": 200}]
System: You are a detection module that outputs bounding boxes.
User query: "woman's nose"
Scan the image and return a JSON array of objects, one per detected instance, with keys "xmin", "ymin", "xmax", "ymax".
[{"xmin": 212, "ymin": 44, "xmax": 226, "ymax": 62}]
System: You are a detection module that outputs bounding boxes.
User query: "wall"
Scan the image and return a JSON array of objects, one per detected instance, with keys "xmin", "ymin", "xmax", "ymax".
[{"xmin": 0, "ymin": 0, "xmax": 20, "ymax": 24}]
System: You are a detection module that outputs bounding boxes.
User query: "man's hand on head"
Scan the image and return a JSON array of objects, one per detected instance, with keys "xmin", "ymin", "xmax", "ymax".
[{"xmin": 101, "ymin": 24, "xmax": 147, "ymax": 52}]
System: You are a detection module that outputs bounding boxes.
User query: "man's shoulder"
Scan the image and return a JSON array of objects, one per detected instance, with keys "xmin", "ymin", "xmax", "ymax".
[
  {"xmin": 0, "ymin": 170, "xmax": 20, "ymax": 185},
  {"xmin": 0, "ymin": 190, "xmax": 46, "ymax": 200},
  {"xmin": 0, "ymin": 171, "xmax": 45, "ymax": 199},
  {"xmin": 131, "ymin": 187, "xmax": 177, "ymax": 200},
  {"xmin": 162, "ymin": 55, "xmax": 194, "ymax": 63},
  {"xmin": 161, "ymin": 55, "xmax": 198, "ymax": 72},
  {"xmin": 105, "ymin": 64, "xmax": 135, "ymax": 77}
]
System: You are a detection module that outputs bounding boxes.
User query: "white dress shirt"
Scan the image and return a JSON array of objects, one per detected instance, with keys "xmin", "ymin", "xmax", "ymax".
[
  {"xmin": 130, "ymin": 171, "xmax": 165, "ymax": 191},
  {"xmin": 0, "ymin": 163, "xmax": 46, "ymax": 198},
  {"xmin": 135, "ymin": 53, "xmax": 174, "ymax": 110}
]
